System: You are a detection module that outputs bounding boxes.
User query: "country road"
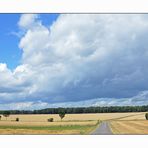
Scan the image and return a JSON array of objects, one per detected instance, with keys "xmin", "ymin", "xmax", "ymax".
[{"xmin": 91, "ymin": 121, "xmax": 113, "ymax": 135}]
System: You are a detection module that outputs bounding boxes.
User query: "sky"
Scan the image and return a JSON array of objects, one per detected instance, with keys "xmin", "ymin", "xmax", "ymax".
[
  {"xmin": 0, "ymin": 14, "xmax": 59, "ymax": 69},
  {"xmin": 0, "ymin": 14, "xmax": 148, "ymax": 110}
]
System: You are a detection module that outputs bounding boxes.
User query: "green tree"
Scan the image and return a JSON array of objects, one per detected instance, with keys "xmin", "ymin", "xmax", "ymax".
[
  {"xmin": 145, "ymin": 113, "xmax": 148, "ymax": 120},
  {"xmin": 59, "ymin": 112, "xmax": 65, "ymax": 121},
  {"xmin": 59, "ymin": 108, "xmax": 65, "ymax": 121},
  {"xmin": 3, "ymin": 111, "xmax": 10, "ymax": 120}
]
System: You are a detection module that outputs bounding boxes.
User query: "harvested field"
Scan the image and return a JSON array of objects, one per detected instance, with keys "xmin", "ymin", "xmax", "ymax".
[
  {"xmin": 0, "ymin": 112, "xmax": 147, "ymax": 134},
  {"xmin": 0, "ymin": 114, "xmax": 100, "ymax": 134},
  {"xmin": 0, "ymin": 112, "xmax": 146, "ymax": 122},
  {"xmin": 110, "ymin": 120, "xmax": 148, "ymax": 134},
  {"xmin": 0, "ymin": 125, "xmax": 96, "ymax": 135},
  {"xmin": 0, "ymin": 129, "xmax": 80, "ymax": 135}
]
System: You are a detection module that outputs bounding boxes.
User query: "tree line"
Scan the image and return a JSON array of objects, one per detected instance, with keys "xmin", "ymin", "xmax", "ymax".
[{"xmin": 0, "ymin": 105, "xmax": 148, "ymax": 114}]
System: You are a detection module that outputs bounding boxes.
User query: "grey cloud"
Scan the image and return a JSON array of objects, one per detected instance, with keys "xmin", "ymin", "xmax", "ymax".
[
  {"xmin": 1, "ymin": 90, "xmax": 148, "ymax": 110},
  {"xmin": 1, "ymin": 14, "xmax": 148, "ymax": 109}
]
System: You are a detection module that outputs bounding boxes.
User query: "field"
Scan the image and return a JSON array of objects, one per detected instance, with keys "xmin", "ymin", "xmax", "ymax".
[
  {"xmin": 110, "ymin": 113, "xmax": 148, "ymax": 134},
  {"xmin": 110, "ymin": 112, "xmax": 148, "ymax": 134},
  {"xmin": 110, "ymin": 120, "xmax": 148, "ymax": 134},
  {"xmin": 0, "ymin": 124, "xmax": 97, "ymax": 135},
  {"xmin": 0, "ymin": 114, "xmax": 100, "ymax": 134},
  {"xmin": 0, "ymin": 112, "xmax": 147, "ymax": 134},
  {"xmin": 1, "ymin": 112, "xmax": 145, "ymax": 122}
]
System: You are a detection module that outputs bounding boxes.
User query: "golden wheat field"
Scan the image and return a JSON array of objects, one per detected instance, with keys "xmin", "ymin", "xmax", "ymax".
[
  {"xmin": 0, "ymin": 112, "xmax": 147, "ymax": 134},
  {"xmin": 110, "ymin": 120, "xmax": 148, "ymax": 134},
  {"xmin": 109, "ymin": 112, "xmax": 148, "ymax": 134},
  {"xmin": 0, "ymin": 129, "xmax": 80, "ymax": 135},
  {"xmin": 0, "ymin": 113, "xmax": 100, "ymax": 134},
  {"xmin": 0, "ymin": 120, "xmax": 97, "ymax": 126},
  {"xmin": 0, "ymin": 112, "xmax": 145, "ymax": 122}
]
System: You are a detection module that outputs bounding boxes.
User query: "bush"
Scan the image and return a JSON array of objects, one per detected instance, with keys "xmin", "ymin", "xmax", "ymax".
[
  {"xmin": 47, "ymin": 118, "xmax": 54, "ymax": 122},
  {"xmin": 16, "ymin": 118, "xmax": 19, "ymax": 122},
  {"xmin": 145, "ymin": 113, "xmax": 148, "ymax": 120}
]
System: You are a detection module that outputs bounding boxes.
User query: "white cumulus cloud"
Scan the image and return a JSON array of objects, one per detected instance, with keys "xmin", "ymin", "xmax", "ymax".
[
  {"xmin": 1, "ymin": 14, "xmax": 148, "ymax": 109},
  {"xmin": 18, "ymin": 14, "xmax": 39, "ymax": 29}
]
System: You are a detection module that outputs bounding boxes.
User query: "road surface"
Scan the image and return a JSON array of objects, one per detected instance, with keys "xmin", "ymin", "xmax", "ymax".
[{"xmin": 91, "ymin": 121, "xmax": 113, "ymax": 135}]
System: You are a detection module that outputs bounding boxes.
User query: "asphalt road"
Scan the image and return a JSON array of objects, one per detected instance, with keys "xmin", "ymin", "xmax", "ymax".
[{"xmin": 91, "ymin": 121, "xmax": 113, "ymax": 135}]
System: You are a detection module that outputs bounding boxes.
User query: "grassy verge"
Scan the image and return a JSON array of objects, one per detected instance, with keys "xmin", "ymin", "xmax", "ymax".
[
  {"xmin": 0, "ymin": 121, "xmax": 99, "ymax": 134},
  {"xmin": 0, "ymin": 125, "xmax": 93, "ymax": 130}
]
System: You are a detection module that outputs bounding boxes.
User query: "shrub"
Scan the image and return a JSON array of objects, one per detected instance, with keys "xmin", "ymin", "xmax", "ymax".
[
  {"xmin": 47, "ymin": 118, "xmax": 54, "ymax": 122},
  {"xmin": 145, "ymin": 113, "xmax": 148, "ymax": 120},
  {"xmin": 16, "ymin": 118, "xmax": 19, "ymax": 122}
]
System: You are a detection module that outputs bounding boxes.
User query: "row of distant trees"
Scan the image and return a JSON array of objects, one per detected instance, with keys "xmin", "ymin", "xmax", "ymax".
[
  {"xmin": 36, "ymin": 106, "xmax": 148, "ymax": 114},
  {"xmin": 0, "ymin": 105, "xmax": 147, "ymax": 115}
]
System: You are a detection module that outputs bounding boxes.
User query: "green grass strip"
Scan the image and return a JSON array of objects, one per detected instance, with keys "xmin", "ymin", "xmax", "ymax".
[{"xmin": 0, "ymin": 125, "xmax": 97, "ymax": 131}]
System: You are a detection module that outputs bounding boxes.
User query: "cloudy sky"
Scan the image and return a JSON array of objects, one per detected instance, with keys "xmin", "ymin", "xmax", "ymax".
[{"xmin": 0, "ymin": 14, "xmax": 148, "ymax": 110}]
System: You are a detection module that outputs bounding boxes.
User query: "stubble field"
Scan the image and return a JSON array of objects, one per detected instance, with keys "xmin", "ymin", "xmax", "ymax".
[
  {"xmin": 109, "ymin": 112, "xmax": 148, "ymax": 134},
  {"xmin": 0, "ymin": 112, "xmax": 147, "ymax": 134}
]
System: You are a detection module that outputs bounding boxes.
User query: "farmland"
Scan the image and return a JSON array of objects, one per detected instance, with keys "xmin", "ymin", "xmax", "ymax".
[
  {"xmin": 110, "ymin": 112, "xmax": 148, "ymax": 134},
  {"xmin": 0, "ymin": 112, "xmax": 147, "ymax": 134},
  {"xmin": 2, "ymin": 112, "xmax": 144, "ymax": 122},
  {"xmin": 110, "ymin": 120, "xmax": 148, "ymax": 134},
  {"xmin": 0, "ymin": 114, "xmax": 100, "ymax": 134}
]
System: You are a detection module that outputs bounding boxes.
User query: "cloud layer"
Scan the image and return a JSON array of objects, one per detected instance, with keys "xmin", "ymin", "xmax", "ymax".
[{"xmin": 1, "ymin": 14, "xmax": 148, "ymax": 109}]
